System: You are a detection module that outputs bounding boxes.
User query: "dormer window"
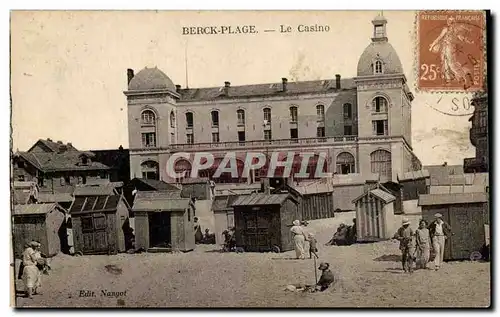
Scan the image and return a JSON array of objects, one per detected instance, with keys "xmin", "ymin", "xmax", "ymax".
[
  {"xmin": 81, "ymin": 156, "xmax": 88, "ymax": 165},
  {"xmin": 374, "ymin": 60, "xmax": 383, "ymax": 74}
]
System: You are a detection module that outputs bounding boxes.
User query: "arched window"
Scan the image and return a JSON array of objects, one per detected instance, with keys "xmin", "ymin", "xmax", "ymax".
[
  {"xmin": 141, "ymin": 109, "xmax": 156, "ymax": 125},
  {"xmin": 170, "ymin": 111, "xmax": 176, "ymax": 128},
  {"xmin": 211, "ymin": 110, "xmax": 219, "ymax": 127},
  {"xmin": 174, "ymin": 159, "xmax": 191, "ymax": 183},
  {"xmin": 237, "ymin": 109, "xmax": 245, "ymax": 126},
  {"xmin": 316, "ymin": 105, "xmax": 325, "ymax": 121},
  {"xmin": 263, "ymin": 108, "xmax": 271, "ymax": 123},
  {"xmin": 370, "ymin": 150, "xmax": 392, "ymax": 181},
  {"xmin": 372, "ymin": 96, "xmax": 388, "ymax": 113},
  {"xmin": 186, "ymin": 112, "xmax": 194, "ymax": 128},
  {"xmin": 374, "ymin": 60, "xmax": 383, "ymax": 74},
  {"xmin": 336, "ymin": 152, "xmax": 355, "ymax": 174},
  {"xmin": 141, "ymin": 160, "xmax": 159, "ymax": 180},
  {"xmin": 289, "ymin": 106, "xmax": 298, "ymax": 123},
  {"xmin": 343, "ymin": 103, "xmax": 352, "ymax": 119}
]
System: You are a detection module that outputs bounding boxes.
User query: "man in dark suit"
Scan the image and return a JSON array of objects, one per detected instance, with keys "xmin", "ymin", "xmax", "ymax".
[{"xmin": 428, "ymin": 213, "xmax": 452, "ymax": 270}]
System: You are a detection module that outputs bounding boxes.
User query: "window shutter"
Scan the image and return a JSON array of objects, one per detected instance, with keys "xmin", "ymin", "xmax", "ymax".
[
  {"xmin": 372, "ymin": 121, "xmax": 377, "ymax": 135},
  {"xmin": 384, "ymin": 120, "xmax": 389, "ymax": 135}
]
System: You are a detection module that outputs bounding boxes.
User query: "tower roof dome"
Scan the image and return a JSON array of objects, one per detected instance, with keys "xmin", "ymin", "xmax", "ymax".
[
  {"xmin": 128, "ymin": 67, "xmax": 176, "ymax": 91},
  {"xmin": 357, "ymin": 42, "xmax": 403, "ymax": 76},
  {"xmin": 356, "ymin": 14, "xmax": 404, "ymax": 77}
]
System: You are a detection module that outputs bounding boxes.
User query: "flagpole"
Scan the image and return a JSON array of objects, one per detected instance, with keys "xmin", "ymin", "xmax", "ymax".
[{"xmin": 185, "ymin": 41, "xmax": 189, "ymax": 89}]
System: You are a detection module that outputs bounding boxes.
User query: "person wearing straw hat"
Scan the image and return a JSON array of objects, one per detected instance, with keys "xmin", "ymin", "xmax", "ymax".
[
  {"xmin": 290, "ymin": 220, "xmax": 307, "ymax": 259},
  {"xmin": 428, "ymin": 213, "xmax": 452, "ymax": 270},
  {"xmin": 21, "ymin": 241, "xmax": 42, "ymax": 298},
  {"xmin": 315, "ymin": 262, "xmax": 335, "ymax": 292},
  {"xmin": 393, "ymin": 218, "xmax": 415, "ymax": 272}
]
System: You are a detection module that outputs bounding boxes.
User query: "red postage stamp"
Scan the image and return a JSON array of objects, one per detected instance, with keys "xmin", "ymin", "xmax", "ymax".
[{"xmin": 417, "ymin": 10, "xmax": 486, "ymax": 92}]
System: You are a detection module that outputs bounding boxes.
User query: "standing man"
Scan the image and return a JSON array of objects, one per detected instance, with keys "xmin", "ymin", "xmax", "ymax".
[
  {"xmin": 428, "ymin": 213, "xmax": 452, "ymax": 270},
  {"xmin": 393, "ymin": 218, "xmax": 415, "ymax": 272}
]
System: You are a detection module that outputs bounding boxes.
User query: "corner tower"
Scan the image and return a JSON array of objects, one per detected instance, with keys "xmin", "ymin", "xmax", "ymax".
[
  {"xmin": 354, "ymin": 14, "xmax": 416, "ymax": 182},
  {"xmin": 124, "ymin": 67, "xmax": 180, "ymax": 180}
]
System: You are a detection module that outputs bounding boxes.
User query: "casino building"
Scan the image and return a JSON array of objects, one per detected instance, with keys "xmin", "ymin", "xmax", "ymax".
[{"xmin": 125, "ymin": 14, "xmax": 422, "ymax": 185}]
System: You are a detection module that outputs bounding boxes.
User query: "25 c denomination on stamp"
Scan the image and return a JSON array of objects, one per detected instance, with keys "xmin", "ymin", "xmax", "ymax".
[{"xmin": 417, "ymin": 10, "xmax": 486, "ymax": 92}]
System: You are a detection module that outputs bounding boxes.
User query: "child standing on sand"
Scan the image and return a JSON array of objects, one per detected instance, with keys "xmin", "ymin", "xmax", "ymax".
[{"xmin": 308, "ymin": 233, "xmax": 319, "ymax": 259}]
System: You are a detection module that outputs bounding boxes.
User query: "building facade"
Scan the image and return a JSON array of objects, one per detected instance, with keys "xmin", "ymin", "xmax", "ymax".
[
  {"xmin": 464, "ymin": 92, "xmax": 489, "ymax": 173},
  {"xmin": 12, "ymin": 139, "xmax": 111, "ymax": 194},
  {"xmin": 126, "ymin": 15, "xmax": 422, "ymax": 185}
]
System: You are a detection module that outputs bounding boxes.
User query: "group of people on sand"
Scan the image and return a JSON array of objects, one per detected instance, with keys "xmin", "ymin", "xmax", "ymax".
[
  {"xmin": 325, "ymin": 218, "xmax": 357, "ymax": 246},
  {"xmin": 393, "ymin": 213, "xmax": 452, "ymax": 272},
  {"xmin": 290, "ymin": 220, "xmax": 319, "ymax": 260},
  {"xmin": 18, "ymin": 241, "xmax": 49, "ymax": 299}
]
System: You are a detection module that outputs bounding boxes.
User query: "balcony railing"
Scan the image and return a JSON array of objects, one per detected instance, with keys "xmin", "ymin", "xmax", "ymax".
[
  {"xmin": 170, "ymin": 136, "xmax": 357, "ymax": 151},
  {"xmin": 463, "ymin": 156, "xmax": 488, "ymax": 173},
  {"xmin": 129, "ymin": 135, "xmax": 409, "ymax": 152}
]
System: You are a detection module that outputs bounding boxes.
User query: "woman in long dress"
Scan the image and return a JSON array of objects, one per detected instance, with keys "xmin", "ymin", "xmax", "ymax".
[
  {"xmin": 22, "ymin": 241, "xmax": 42, "ymax": 298},
  {"xmin": 290, "ymin": 220, "xmax": 306, "ymax": 259}
]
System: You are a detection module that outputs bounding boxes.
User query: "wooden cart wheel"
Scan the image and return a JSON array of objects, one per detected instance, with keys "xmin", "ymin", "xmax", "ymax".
[
  {"xmin": 272, "ymin": 245, "xmax": 281, "ymax": 253},
  {"xmin": 74, "ymin": 251, "xmax": 83, "ymax": 257}
]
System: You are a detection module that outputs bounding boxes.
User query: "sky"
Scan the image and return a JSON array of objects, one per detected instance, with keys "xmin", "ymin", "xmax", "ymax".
[{"xmin": 10, "ymin": 10, "xmax": 476, "ymax": 165}]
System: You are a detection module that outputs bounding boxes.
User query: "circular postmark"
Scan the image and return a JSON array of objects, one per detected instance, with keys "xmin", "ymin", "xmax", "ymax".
[{"xmin": 424, "ymin": 93, "xmax": 475, "ymax": 117}]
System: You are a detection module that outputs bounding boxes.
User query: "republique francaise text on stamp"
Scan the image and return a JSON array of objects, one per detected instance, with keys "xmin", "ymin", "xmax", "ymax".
[{"xmin": 417, "ymin": 10, "xmax": 485, "ymax": 92}]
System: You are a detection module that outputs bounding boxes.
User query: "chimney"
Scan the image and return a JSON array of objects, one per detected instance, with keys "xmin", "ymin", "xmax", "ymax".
[
  {"xmin": 224, "ymin": 81, "xmax": 231, "ymax": 96},
  {"xmin": 261, "ymin": 178, "xmax": 271, "ymax": 195},
  {"xmin": 335, "ymin": 74, "xmax": 341, "ymax": 89},
  {"xmin": 175, "ymin": 85, "xmax": 181, "ymax": 93},
  {"xmin": 127, "ymin": 69, "xmax": 134, "ymax": 85},
  {"xmin": 57, "ymin": 141, "xmax": 63, "ymax": 144},
  {"xmin": 58, "ymin": 145, "xmax": 67, "ymax": 154},
  {"xmin": 47, "ymin": 138, "xmax": 52, "ymax": 142},
  {"xmin": 282, "ymin": 78, "xmax": 288, "ymax": 92}
]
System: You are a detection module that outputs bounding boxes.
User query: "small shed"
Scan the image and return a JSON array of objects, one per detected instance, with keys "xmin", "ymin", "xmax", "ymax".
[
  {"xmin": 397, "ymin": 170, "xmax": 430, "ymax": 201},
  {"xmin": 12, "ymin": 203, "xmax": 67, "ymax": 258},
  {"xmin": 123, "ymin": 178, "xmax": 180, "ymax": 207},
  {"xmin": 352, "ymin": 188, "xmax": 396, "ymax": 242},
  {"xmin": 418, "ymin": 192, "xmax": 489, "ymax": 261},
  {"xmin": 212, "ymin": 195, "xmax": 242, "ymax": 245},
  {"xmin": 132, "ymin": 191, "xmax": 195, "ymax": 252},
  {"xmin": 69, "ymin": 194, "xmax": 130, "ymax": 255},
  {"xmin": 295, "ymin": 182, "xmax": 335, "ymax": 220},
  {"xmin": 181, "ymin": 178, "xmax": 211, "ymax": 200},
  {"xmin": 37, "ymin": 192, "xmax": 74, "ymax": 210},
  {"xmin": 232, "ymin": 192, "xmax": 300, "ymax": 252}
]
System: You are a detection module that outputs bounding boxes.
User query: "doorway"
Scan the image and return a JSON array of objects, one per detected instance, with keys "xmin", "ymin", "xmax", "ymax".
[{"xmin": 148, "ymin": 212, "xmax": 171, "ymax": 248}]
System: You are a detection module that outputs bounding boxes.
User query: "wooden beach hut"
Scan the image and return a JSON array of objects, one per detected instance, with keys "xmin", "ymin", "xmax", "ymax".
[
  {"xmin": 295, "ymin": 182, "xmax": 335, "ymax": 220},
  {"xmin": 352, "ymin": 188, "xmax": 397, "ymax": 242},
  {"xmin": 12, "ymin": 203, "xmax": 67, "ymax": 258},
  {"xmin": 132, "ymin": 191, "xmax": 195, "ymax": 252},
  {"xmin": 419, "ymin": 192, "xmax": 489, "ymax": 261},
  {"xmin": 69, "ymin": 194, "xmax": 130, "ymax": 255},
  {"xmin": 232, "ymin": 192, "xmax": 300, "ymax": 252}
]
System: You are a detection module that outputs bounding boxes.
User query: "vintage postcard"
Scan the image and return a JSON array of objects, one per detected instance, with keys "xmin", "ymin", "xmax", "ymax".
[{"xmin": 10, "ymin": 10, "xmax": 490, "ymax": 308}]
